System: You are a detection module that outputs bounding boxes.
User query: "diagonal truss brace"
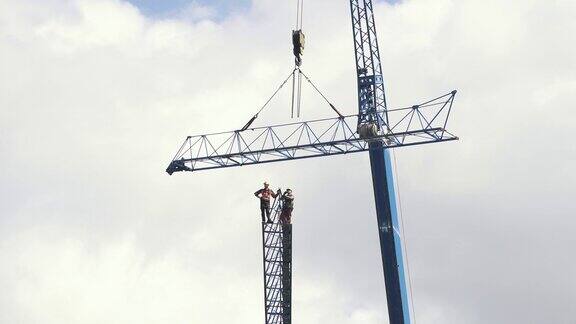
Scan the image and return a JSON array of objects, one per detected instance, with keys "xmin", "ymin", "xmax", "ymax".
[{"xmin": 166, "ymin": 91, "xmax": 457, "ymax": 174}]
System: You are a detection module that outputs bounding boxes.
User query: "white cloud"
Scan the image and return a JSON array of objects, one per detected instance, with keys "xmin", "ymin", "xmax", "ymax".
[
  {"xmin": 0, "ymin": 227, "xmax": 262, "ymax": 324},
  {"xmin": 179, "ymin": 2, "xmax": 218, "ymax": 22},
  {"xmin": 35, "ymin": 0, "xmax": 144, "ymax": 52}
]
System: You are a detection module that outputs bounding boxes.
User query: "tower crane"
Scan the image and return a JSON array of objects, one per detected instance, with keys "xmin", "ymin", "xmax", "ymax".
[{"xmin": 166, "ymin": 1, "xmax": 458, "ymax": 323}]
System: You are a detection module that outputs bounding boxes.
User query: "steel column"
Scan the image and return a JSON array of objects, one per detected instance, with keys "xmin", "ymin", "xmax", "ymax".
[{"xmin": 369, "ymin": 141, "xmax": 411, "ymax": 324}]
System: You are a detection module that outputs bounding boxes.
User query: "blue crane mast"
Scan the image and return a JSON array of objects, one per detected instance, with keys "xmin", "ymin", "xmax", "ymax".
[
  {"xmin": 353, "ymin": 1, "xmax": 409, "ymax": 322},
  {"xmin": 166, "ymin": 1, "xmax": 457, "ymax": 323}
]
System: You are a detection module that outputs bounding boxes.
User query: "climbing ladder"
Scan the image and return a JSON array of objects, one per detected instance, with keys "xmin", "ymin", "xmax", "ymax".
[{"xmin": 261, "ymin": 197, "xmax": 292, "ymax": 324}]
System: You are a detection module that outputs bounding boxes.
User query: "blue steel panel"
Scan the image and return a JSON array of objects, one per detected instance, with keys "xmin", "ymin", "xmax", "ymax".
[
  {"xmin": 368, "ymin": 141, "xmax": 411, "ymax": 324},
  {"xmin": 384, "ymin": 148, "xmax": 411, "ymax": 324}
]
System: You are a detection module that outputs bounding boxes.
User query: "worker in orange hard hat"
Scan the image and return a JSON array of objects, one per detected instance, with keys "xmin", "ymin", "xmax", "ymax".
[
  {"xmin": 254, "ymin": 182, "xmax": 279, "ymax": 223},
  {"xmin": 279, "ymin": 188, "xmax": 294, "ymax": 224}
]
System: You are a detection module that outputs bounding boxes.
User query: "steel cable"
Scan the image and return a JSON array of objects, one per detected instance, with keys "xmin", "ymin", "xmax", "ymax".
[
  {"xmin": 392, "ymin": 150, "xmax": 418, "ymax": 323},
  {"xmin": 240, "ymin": 68, "xmax": 298, "ymax": 131},
  {"xmin": 299, "ymin": 69, "xmax": 344, "ymax": 117}
]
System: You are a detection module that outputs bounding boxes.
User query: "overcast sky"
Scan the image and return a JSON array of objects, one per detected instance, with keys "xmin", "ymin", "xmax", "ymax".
[{"xmin": 0, "ymin": 0, "xmax": 575, "ymax": 323}]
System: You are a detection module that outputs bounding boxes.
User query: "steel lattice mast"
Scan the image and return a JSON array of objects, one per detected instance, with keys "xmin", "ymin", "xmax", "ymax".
[
  {"xmin": 261, "ymin": 198, "xmax": 292, "ymax": 324},
  {"xmin": 350, "ymin": 0, "xmax": 388, "ymax": 129},
  {"xmin": 166, "ymin": 1, "xmax": 457, "ymax": 323}
]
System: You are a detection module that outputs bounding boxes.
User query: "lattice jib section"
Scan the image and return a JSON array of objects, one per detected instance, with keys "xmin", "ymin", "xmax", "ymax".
[{"xmin": 166, "ymin": 91, "xmax": 457, "ymax": 174}]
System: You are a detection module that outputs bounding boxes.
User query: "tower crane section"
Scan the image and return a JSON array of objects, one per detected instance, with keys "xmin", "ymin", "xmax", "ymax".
[
  {"xmin": 166, "ymin": 1, "xmax": 458, "ymax": 323},
  {"xmin": 261, "ymin": 198, "xmax": 292, "ymax": 324}
]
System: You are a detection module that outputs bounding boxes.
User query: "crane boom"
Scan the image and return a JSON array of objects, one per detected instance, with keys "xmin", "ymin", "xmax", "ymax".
[{"xmin": 166, "ymin": 92, "xmax": 456, "ymax": 174}]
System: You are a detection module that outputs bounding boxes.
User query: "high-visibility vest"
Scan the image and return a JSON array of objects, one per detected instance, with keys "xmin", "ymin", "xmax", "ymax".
[{"xmin": 257, "ymin": 188, "xmax": 273, "ymax": 201}]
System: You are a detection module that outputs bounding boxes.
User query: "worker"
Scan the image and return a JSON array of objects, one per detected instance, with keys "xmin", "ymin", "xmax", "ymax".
[
  {"xmin": 254, "ymin": 182, "xmax": 279, "ymax": 223},
  {"xmin": 279, "ymin": 188, "xmax": 294, "ymax": 224}
]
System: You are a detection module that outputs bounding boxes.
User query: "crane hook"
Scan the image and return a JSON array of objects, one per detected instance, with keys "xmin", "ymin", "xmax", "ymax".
[{"xmin": 292, "ymin": 30, "xmax": 305, "ymax": 67}]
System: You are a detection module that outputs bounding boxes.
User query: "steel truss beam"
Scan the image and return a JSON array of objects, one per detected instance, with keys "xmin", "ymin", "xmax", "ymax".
[{"xmin": 166, "ymin": 91, "xmax": 457, "ymax": 174}]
